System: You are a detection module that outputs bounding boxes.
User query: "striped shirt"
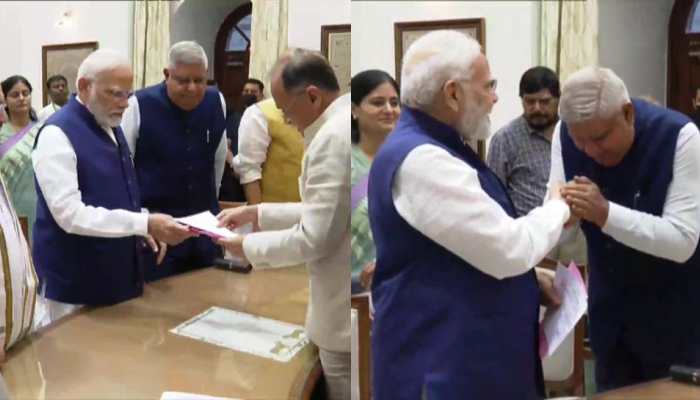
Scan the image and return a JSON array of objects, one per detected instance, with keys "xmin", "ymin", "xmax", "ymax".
[{"xmin": 487, "ymin": 115, "xmax": 553, "ymax": 217}]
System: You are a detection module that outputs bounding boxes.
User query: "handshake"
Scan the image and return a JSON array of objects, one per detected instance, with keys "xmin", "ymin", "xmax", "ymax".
[{"xmin": 550, "ymin": 176, "xmax": 609, "ymax": 228}]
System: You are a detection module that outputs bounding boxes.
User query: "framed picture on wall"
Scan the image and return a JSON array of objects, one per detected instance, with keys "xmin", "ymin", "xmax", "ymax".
[
  {"xmin": 321, "ymin": 24, "xmax": 351, "ymax": 94},
  {"xmin": 42, "ymin": 41, "xmax": 98, "ymax": 106},
  {"xmin": 394, "ymin": 18, "xmax": 486, "ymax": 159}
]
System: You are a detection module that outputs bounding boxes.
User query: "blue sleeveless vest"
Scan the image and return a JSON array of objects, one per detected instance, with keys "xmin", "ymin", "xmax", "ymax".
[
  {"xmin": 369, "ymin": 108, "xmax": 543, "ymax": 399},
  {"xmin": 33, "ymin": 96, "xmax": 144, "ymax": 305},
  {"xmin": 134, "ymin": 83, "xmax": 225, "ymax": 217},
  {"xmin": 561, "ymin": 99, "xmax": 700, "ymax": 365}
]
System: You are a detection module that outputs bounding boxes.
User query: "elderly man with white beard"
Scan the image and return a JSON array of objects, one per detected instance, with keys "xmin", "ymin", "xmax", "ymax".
[
  {"xmin": 32, "ymin": 49, "xmax": 194, "ymax": 325},
  {"xmin": 367, "ymin": 31, "xmax": 573, "ymax": 400}
]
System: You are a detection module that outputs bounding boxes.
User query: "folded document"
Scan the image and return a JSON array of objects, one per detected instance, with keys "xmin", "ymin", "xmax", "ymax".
[
  {"xmin": 176, "ymin": 211, "xmax": 238, "ymax": 240},
  {"xmin": 539, "ymin": 262, "xmax": 588, "ymax": 358}
]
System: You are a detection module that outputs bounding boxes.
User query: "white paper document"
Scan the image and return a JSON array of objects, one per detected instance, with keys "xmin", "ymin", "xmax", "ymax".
[
  {"xmin": 160, "ymin": 392, "xmax": 239, "ymax": 400},
  {"xmin": 176, "ymin": 211, "xmax": 239, "ymax": 240},
  {"xmin": 539, "ymin": 262, "xmax": 588, "ymax": 358},
  {"xmin": 170, "ymin": 306, "xmax": 309, "ymax": 362}
]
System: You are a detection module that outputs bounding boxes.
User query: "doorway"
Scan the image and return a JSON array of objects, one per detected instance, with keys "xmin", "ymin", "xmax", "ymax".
[
  {"xmin": 668, "ymin": 0, "xmax": 700, "ymax": 116},
  {"xmin": 214, "ymin": 2, "xmax": 252, "ymax": 114}
]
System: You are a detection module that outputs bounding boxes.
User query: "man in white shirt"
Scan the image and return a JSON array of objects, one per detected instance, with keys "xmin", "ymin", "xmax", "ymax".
[
  {"xmin": 37, "ymin": 74, "xmax": 68, "ymax": 122},
  {"xmin": 217, "ymin": 49, "xmax": 350, "ymax": 400},
  {"xmin": 367, "ymin": 31, "xmax": 570, "ymax": 400},
  {"xmin": 233, "ymin": 79, "xmax": 304, "ymax": 204},
  {"xmin": 220, "ymin": 79, "xmax": 264, "ymax": 202},
  {"xmin": 32, "ymin": 49, "xmax": 194, "ymax": 325},
  {"xmin": 554, "ymin": 66, "xmax": 700, "ymax": 391}
]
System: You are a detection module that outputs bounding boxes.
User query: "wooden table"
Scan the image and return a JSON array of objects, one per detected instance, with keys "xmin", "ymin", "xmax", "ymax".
[
  {"xmin": 593, "ymin": 378, "xmax": 700, "ymax": 399},
  {"xmin": 2, "ymin": 265, "xmax": 318, "ymax": 399}
]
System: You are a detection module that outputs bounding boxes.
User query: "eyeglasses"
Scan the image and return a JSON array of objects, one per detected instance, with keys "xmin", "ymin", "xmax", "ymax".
[
  {"xmin": 451, "ymin": 78, "xmax": 498, "ymax": 93},
  {"xmin": 103, "ymin": 88, "xmax": 133, "ymax": 101}
]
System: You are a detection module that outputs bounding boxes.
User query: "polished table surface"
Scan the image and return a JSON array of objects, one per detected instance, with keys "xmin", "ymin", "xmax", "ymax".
[
  {"xmin": 2, "ymin": 265, "xmax": 317, "ymax": 399},
  {"xmin": 592, "ymin": 378, "xmax": 700, "ymax": 399}
]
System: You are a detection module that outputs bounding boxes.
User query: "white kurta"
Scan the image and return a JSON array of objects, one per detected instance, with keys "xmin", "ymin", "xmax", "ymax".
[{"xmin": 243, "ymin": 94, "xmax": 351, "ymax": 353}]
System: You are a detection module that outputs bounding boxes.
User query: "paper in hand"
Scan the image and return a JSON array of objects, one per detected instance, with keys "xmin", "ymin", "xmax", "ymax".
[
  {"xmin": 176, "ymin": 211, "xmax": 239, "ymax": 240},
  {"xmin": 539, "ymin": 262, "xmax": 588, "ymax": 358}
]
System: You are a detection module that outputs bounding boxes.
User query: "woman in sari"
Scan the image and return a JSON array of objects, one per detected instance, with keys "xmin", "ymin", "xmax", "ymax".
[
  {"xmin": 351, "ymin": 70, "xmax": 400, "ymax": 294},
  {"xmin": 0, "ymin": 75, "xmax": 40, "ymax": 239}
]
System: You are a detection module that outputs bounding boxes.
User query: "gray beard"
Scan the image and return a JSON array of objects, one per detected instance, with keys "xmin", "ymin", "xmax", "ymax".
[{"xmin": 457, "ymin": 111, "xmax": 491, "ymax": 141}]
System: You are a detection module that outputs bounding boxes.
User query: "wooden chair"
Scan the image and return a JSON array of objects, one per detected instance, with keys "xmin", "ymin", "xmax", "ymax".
[
  {"xmin": 351, "ymin": 293, "xmax": 371, "ymax": 400},
  {"xmin": 538, "ymin": 259, "xmax": 588, "ymax": 397},
  {"xmin": 300, "ymin": 359, "xmax": 326, "ymax": 400}
]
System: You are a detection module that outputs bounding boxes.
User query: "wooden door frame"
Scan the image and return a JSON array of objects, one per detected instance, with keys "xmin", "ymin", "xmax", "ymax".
[
  {"xmin": 214, "ymin": 2, "xmax": 252, "ymax": 93},
  {"xmin": 668, "ymin": 0, "xmax": 697, "ymax": 112}
]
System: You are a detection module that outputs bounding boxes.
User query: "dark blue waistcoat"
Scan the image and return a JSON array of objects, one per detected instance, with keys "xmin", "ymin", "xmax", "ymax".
[
  {"xmin": 368, "ymin": 108, "xmax": 543, "ymax": 400},
  {"xmin": 33, "ymin": 96, "xmax": 143, "ymax": 305},
  {"xmin": 561, "ymin": 99, "xmax": 700, "ymax": 365},
  {"xmin": 134, "ymin": 83, "xmax": 225, "ymax": 217}
]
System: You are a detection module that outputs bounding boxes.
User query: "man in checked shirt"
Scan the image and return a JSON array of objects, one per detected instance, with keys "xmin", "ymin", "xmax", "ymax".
[{"xmin": 487, "ymin": 66, "xmax": 587, "ymax": 265}]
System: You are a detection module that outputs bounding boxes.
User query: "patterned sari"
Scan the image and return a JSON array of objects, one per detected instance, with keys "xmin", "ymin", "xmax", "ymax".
[
  {"xmin": 0, "ymin": 173, "xmax": 38, "ymax": 350},
  {"xmin": 0, "ymin": 122, "xmax": 39, "ymax": 240}
]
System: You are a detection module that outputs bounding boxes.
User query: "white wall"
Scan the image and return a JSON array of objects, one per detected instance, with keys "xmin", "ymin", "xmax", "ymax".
[
  {"xmin": 351, "ymin": 1, "xmax": 540, "ymax": 137},
  {"xmin": 0, "ymin": 1, "xmax": 132, "ymax": 110},
  {"xmin": 171, "ymin": 0, "xmax": 248, "ymax": 80},
  {"xmin": 598, "ymin": 0, "xmax": 675, "ymax": 105},
  {"xmin": 288, "ymin": 0, "xmax": 351, "ymax": 50}
]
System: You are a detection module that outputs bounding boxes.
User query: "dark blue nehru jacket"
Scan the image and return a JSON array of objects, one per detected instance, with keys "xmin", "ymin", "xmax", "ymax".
[
  {"xmin": 561, "ymin": 99, "xmax": 700, "ymax": 372},
  {"xmin": 369, "ymin": 107, "xmax": 544, "ymax": 400},
  {"xmin": 33, "ymin": 96, "xmax": 144, "ymax": 305},
  {"xmin": 133, "ymin": 83, "xmax": 226, "ymax": 280}
]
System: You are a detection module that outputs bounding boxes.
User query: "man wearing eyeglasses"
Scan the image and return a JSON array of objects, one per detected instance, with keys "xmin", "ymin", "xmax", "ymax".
[
  {"xmin": 32, "ymin": 49, "xmax": 194, "ymax": 325},
  {"xmin": 366, "ymin": 31, "xmax": 572, "ymax": 399},
  {"xmin": 487, "ymin": 66, "xmax": 588, "ymax": 266},
  {"xmin": 216, "ymin": 49, "xmax": 351, "ymax": 400},
  {"xmin": 121, "ymin": 41, "xmax": 228, "ymax": 281}
]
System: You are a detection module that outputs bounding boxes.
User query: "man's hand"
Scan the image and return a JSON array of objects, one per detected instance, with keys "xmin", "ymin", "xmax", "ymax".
[
  {"xmin": 216, "ymin": 235, "xmax": 249, "ymax": 265},
  {"xmin": 147, "ymin": 213, "xmax": 196, "ymax": 246},
  {"xmin": 548, "ymin": 182, "xmax": 579, "ymax": 228},
  {"xmin": 360, "ymin": 261, "xmax": 376, "ymax": 290},
  {"xmin": 143, "ymin": 235, "xmax": 168, "ymax": 265},
  {"xmin": 217, "ymin": 205, "xmax": 259, "ymax": 231},
  {"xmin": 561, "ymin": 176, "xmax": 610, "ymax": 228},
  {"xmin": 536, "ymin": 268, "xmax": 561, "ymax": 307}
]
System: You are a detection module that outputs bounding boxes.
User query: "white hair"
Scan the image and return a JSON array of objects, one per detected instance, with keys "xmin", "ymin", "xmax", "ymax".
[
  {"xmin": 400, "ymin": 30, "xmax": 482, "ymax": 110},
  {"xmin": 76, "ymin": 49, "xmax": 130, "ymax": 87},
  {"xmin": 168, "ymin": 41, "xmax": 208, "ymax": 70},
  {"xmin": 559, "ymin": 66, "xmax": 630, "ymax": 123}
]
